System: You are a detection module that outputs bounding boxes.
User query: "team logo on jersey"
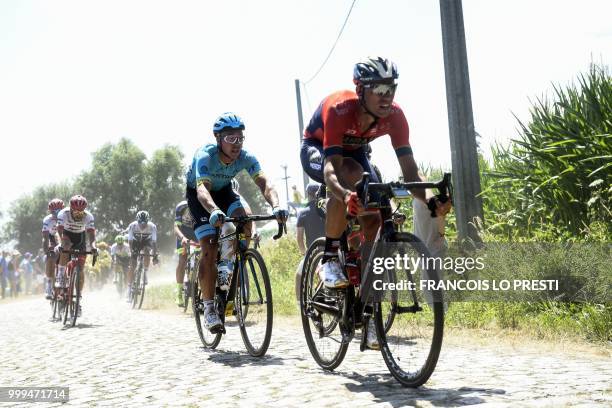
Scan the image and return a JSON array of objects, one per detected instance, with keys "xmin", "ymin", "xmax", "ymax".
[{"xmin": 342, "ymin": 135, "xmax": 374, "ymax": 145}]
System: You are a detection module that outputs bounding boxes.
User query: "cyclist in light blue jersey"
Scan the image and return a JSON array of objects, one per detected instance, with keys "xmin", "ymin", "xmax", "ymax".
[{"xmin": 186, "ymin": 112, "xmax": 288, "ymax": 332}]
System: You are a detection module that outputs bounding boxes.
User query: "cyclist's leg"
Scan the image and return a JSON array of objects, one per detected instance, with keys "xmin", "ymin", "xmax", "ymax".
[
  {"xmin": 175, "ymin": 239, "xmax": 188, "ymax": 305},
  {"xmin": 300, "ymin": 139, "xmax": 325, "ymax": 184},
  {"xmin": 129, "ymin": 241, "xmax": 141, "ymax": 284},
  {"xmin": 188, "ymin": 186, "xmax": 222, "ymax": 330},
  {"xmin": 227, "ymin": 191, "xmax": 249, "ymax": 247},
  {"xmin": 45, "ymin": 243, "xmax": 57, "ymax": 298},
  {"xmin": 73, "ymin": 232, "xmax": 87, "ymax": 293},
  {"xmin": 350, "ymin": 147, "xmax": 383, "ymax": 242},
  {"xmin": 142, "ymin": 239, "xmax": 152, "ymax": 271}
]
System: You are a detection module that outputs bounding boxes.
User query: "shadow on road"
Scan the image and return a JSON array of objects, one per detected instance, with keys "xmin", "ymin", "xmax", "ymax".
[
  {"xmin": 61, "ymin": 323, "xmax": 104, "ymax": 330},
  {"xmin": 205, "ymin": 349, "xmax": 285, "ymax": 368},
  {"xmin": 336, "ymin": 371, "xmax": 506, "ymax": 407}
]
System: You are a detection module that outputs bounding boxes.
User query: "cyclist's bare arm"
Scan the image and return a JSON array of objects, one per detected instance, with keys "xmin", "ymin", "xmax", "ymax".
[
  {"xmin": 296, "ymin": 226, "xmax": 306, "ymax": 255},
  {"xmin": 174, "ymin": 224, "xmax": 190, "ymax": 245},
  {"xmin": 254, "ymin": 175, "xmax": 280, "ymax": 208},
  {"xmin": 87, "ymin": 229, "xmax": 97, "ymax": 250},
  {"xmin": 42, "ymin": 231, "xmax": 50, "ymax": 251},
  {"xmin": 324, "ymin": 154, "xmax": 355, "ymax": 202},
  {"xmin": 196, "ymin": 180, "xmax": 220, "ymax": 213},
  {"xmin": 398, "ymin": 155, "xmax": 452, "ymax": 216},
  {"xmin": 398, "ymin": 154, "xmax": 426, "ymax": 203}
]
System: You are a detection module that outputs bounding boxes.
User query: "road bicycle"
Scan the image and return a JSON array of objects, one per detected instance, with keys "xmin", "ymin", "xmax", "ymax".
[
  {"xmin": 54, "ymin": 249, "xmax": 97, "ymax": 327},
  {"xmin": 193, "ymin": 214, "xmax": 285, "ymax": 357},
  {"xmin": 130, "ymin": 250, "xmax": 157, "ymax": 310},
  {"xmin": 113, "ymin": 256, "xmax": 130, "ymax": 298},
  {"xmin": 300, "ymin": 173, "xmax": 452, "ymax": 387},
  {"xmin": 182, "ymin": 242, "xmax": 201, "ymax": 313}
]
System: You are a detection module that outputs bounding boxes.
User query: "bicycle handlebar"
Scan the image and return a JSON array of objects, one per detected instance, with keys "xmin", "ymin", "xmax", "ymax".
[
  {"xmin": 59, "ymin": 249, "xmax": 98, "ymax": 267},
  {"xmin": 223, "ymin": 214, "xmax": 287, "ymax": 240},
  {"xmin": 354, "ymin": 172, "xmax": 453, "ymax": 217}
]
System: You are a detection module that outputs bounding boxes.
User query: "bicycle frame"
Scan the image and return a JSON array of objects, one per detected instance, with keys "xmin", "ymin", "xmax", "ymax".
[{"xmin": 308, "ymin": 172, "xmax": 452, "ymax": 339}]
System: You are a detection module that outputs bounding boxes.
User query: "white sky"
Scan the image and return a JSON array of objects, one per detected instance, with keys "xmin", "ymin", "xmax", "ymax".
[{"xmin": 1, "ymin": 0, "xmax": 610, "ymax": 216}]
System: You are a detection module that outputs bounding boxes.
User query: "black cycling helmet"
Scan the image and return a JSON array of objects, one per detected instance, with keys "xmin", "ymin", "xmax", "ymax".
[{"xmin": 136, "ymin": 210, "xmax": 150, "ymax": 223}]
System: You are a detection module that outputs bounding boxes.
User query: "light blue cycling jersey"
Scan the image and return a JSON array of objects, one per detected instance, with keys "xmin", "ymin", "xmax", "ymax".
[{"xmin": 186, "ymin": 144, "xmax": 263, "ymax": 191}]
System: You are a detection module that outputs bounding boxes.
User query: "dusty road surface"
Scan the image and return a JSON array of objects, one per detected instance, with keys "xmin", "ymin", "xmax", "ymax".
[{"xmin": 1, "ymin": 286, "xmax": 610, "ymax": 407}]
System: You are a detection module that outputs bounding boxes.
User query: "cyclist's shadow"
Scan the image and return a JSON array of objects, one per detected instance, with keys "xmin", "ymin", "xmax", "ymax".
[
  {"xmin": 205, "ymin": 349, "xmax": 284, "ymax": 368},
  {"xmin": 339, "ymin": 371, "xmax": 505, "ymax": 407},
  {"xmin": 61, "ymin": 323, "xmax": 104, "ymax": 330}
]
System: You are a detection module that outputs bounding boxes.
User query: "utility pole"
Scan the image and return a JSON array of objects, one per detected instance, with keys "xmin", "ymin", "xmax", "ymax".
[
  {"xmin": 439, "ymin": 0, "xmax": 483, "ymax": 243},
  {"xmin": 294, "ymin": 79, "xmax": 310, "ymax": 191},
  {"xmin": 280, "ymin": 164, "xmax": 290, "ymax": 208}
]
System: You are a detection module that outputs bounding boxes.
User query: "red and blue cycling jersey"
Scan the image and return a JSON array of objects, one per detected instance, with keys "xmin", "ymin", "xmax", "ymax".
[{"xmin": 304, "ymin": 90, "xmax": 412, "ymax": 157}]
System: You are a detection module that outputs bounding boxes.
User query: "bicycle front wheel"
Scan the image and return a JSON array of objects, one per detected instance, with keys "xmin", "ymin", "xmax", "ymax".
[
  {"xmin": 138, "ymin": 269, "xmax": 146, "ymax": 309},
  {"xmin": 63, "ymin": 266, "xmax": 76, "ymax": 326},
  {"xmin": 131, "ymin": 264, "xmax": 142, "ymax": 309},
  {"xmin": 71, "ymin": 266, "xmax": 82, "ymax": 327},
  {"xmin": 300, "ymin": 238, "xmax": 348, "ymax": 370},
  {"xmin": 192, "ymin": 274, "xmax": 221, "ymax": 348},
  {"xmin": 183, "ymin": 266, "xmax": 192, "ymax": 313},
  {"xmin": 236, "ymin": 249, "xmax": 273, "ymax": 357},
  {"xmin": 373, "ymin": 232, "xmax": 444, "ymax": 387}
]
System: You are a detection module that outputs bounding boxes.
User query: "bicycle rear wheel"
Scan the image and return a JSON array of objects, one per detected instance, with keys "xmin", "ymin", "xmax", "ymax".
[
  {"xmin": 300, "ymin": 238, "xmax": 348, "ymax": 370},
  {"xmin": 373, "ymin": 232, "xmax": 444, "ymax": 387},
  {"xmin": 192, "ymin": 274, "xmax": 222, "ymax": 348},
  {"xmin": 236, "ymin": 249, "xmax": 273, "ymax": 357}
]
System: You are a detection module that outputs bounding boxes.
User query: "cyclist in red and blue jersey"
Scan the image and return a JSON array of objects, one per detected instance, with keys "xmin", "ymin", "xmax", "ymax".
[
  {"xmin": 186, "ymin": 112, "xmax": 288, "ymax": 332},
  {"xmin": 300, "ymin": 56, "xmax": 452, "ymax": 348}
]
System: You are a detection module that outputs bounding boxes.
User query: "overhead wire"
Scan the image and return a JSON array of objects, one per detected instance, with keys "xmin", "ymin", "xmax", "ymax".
[{"xmin": 302, "ymin": 0, "xmax": 358, "ymax": 85}]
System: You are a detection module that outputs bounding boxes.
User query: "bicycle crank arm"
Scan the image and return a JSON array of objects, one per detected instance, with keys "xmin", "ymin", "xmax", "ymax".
[{"xmin": 309, "ymin": 300, "xmax": 340, "ymax": 316}]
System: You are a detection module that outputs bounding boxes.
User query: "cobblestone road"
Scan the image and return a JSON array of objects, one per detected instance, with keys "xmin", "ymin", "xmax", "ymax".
[{"xmin": 1, "ymin": 286, "xmax": 610, "ymax": 407}]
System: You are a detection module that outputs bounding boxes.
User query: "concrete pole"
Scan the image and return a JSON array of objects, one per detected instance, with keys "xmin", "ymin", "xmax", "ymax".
[
  {"xmin": 439, "ymin": 0, "xmax": 484, "ymax": 243},
  {"xmin": 295, "ymin": 79, "xmax": 310, "ymax": 192}
]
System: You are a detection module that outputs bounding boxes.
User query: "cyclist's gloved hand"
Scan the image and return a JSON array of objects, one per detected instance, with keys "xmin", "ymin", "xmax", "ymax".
[
  {"xmin": 209, "ymin": 209, "xmax": 226, "ymax": 227},
  {"xmin": 344, "ymin": 192, "xmax": 362, "ymax": 217},
  {"xmin": 272, "ymin": 206, "xmax": 288, "ymax": 223},
  {"xmin": 181, "ymin": 236, "xmax": 190, "ymax": 246},
  {"xmin": 152, "ymin": 254, "xmax": 159, "ymax": 265}
]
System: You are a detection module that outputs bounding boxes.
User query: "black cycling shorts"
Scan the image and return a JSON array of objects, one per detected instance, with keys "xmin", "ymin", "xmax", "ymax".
[
  {"xmin": 186, "ymin": 183, "xmax": 244, "ymax": 240},
  {"xmin": 300, "ymin": 138, "xmax": 381, "ymax": 184},
  {"xmin": 62, "ymin": 230, "xmax": 87, "ymax": 252},
  {"xmin": 130, "ymin": 239, "xmax": 153, "ymax": 258}
]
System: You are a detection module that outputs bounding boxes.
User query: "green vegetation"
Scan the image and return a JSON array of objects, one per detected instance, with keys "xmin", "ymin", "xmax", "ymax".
[
  {"xmin": 2, "ymin": 139, "xmax": 185, "ymax": 253},
  {"xmin": 481, "ymin": 64, "xmax": 611, "ymax": 241}
]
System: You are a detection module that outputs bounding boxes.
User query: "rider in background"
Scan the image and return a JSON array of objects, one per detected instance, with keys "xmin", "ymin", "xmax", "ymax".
[
  {"xmin": 111, "ymin": 235, "xmax": 131, "ymax": 292},
  {"xmin": 57, "ymin": 195, "xmax": 97, "ymax": 316},
  {"xmin": 185, "ymin": 112, "xmax": 287, "ymax": 332},
  {"xmin": 127, "ymin": 210, "xmax": 158, "ymax": 295},
  {"xmin": 42, "ymin": 198, "xmax": 64, "ymax": 299},
  {"xmin": 300, "ymin": 56, "xmax": 451, "ymax": 348},
  {"xmin": 173, "ymin": 200, "xmax": 198, "ymax": 307}
]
